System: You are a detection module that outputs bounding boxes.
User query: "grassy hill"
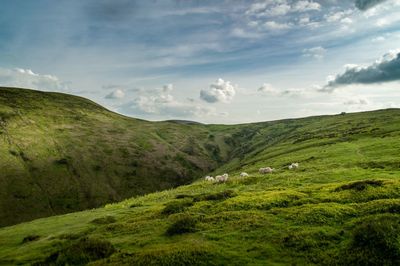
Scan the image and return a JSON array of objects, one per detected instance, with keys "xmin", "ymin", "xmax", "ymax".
[
  {"xmin": 0, "ymin": 87, "xmax": 245, "ymax": 227},
  {"xmin": 0, "ymin": 88, "xmax": 399, "ymax": 265}
]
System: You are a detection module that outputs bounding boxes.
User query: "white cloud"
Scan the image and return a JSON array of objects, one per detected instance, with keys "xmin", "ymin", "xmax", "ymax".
[
  {"xmin": 258, "ymin": 83, "xmax": 279, "ymax": 94},
  {"xmin": 120, "ymin": 84, "xmax": 217, "ymax": 118},
  {"xmin": 0, "ymin": 67, "xmax": 69, "ymax": 92},
  {"xmin": 258, "ymin": 83, "xmax": 305, "ymax": 97},
  {"xmin": 302, "ymin": 46, "xmax": 327, "ymax": 59},
  {"xmin": 105, "ymin": 88, "xmax": 125, "ymax": 99},
  {"xmin": 292, "ymin": 1, "xmax": 321, "ymax": 12},
  {"xmin": 264, "ymin": 21, "xmax": 292, "ymax": 31},
  {"xmin": 343, "ymin": 97, "xmax": 370, "ymax": 105},
  {"xmin": 371, "ymin": 36, "xmax": 385, "ymax": 42},
  {"xmin": 200, "ymin": 78, "xmax": 237, "ymax": 103}
]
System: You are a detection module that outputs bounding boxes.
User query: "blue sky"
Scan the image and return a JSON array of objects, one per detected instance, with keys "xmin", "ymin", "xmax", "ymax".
[{"xmin": 0, "ymin": 0, "xmax": 400, "ymax": 123}]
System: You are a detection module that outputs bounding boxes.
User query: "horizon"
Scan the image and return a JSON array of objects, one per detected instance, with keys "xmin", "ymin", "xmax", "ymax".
[{"xmin": 0, "ymin": 0, "xmax": 399, "ymax": 123}]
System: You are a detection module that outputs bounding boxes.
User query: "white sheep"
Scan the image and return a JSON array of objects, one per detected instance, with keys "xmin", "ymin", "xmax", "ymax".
[
  {"xmin": 215, "ymin": 173, "xmax": 229, "ymax": 183},
  {"xmin": 240, "ymin": 172, "xmax": 249, "ymax": 177},
  {"xmin": 259, "ymin": 167, "xmax": 274, "ymax": 174},
  {"xmin": 288, "ymin": 163, "xmax": 299, "ymax": 170},
  {"xmin": 205, "ymin": 176, "xmax": 215, "ymax": 181}
]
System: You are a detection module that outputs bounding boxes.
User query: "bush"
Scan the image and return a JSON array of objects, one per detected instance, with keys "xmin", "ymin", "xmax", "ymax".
[
  {"xmin": 339, "ymin": 214, "xmax": 400, "ymax": 265},
  {"xmin": 34, "ymin": 237, "xmax": 115, "ymax": 266},
  {"xmin": 162, "ymin": 200, "xmax": 193, "ymax": 215},
  {"xmin": 335, "ymin": 180, "xmax": 383, "ymax": 192},
  {"xmin": 22, "ymin": 235, "xmax": 40, "ymax": 244},
  {"xmin": 90, "ymin": 216, "xmax": 116, "ymax": 225},
  {"xmin": 193, "ymin": 190, "xmax": 237, "ymax": 202},
  {"xmin": 114, "ymin": 247, "xmax": 217, "ymax": 266},
  {"xmin": 166, "ymin": 215, "xmax": 197, "ymax": 236}
]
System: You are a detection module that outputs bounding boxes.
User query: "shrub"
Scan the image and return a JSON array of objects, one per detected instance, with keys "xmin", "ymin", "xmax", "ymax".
[
  {"xmin": 130, "ymin": 203, "xmax": 143, "ymax": 208},
  {"xmin": 22, "ymin": 235, "xmax": 40, "ymax": 244},
  {"xmin": 90, "ymin": 216, "xmax": 117, "ymax": 225},
  {"xmin": 335, "ymin": 180, "xmax": 383, "ymax": 192},
  {"xmin": 162, "ymin": 200, "xmax": 193, "ymax": 215},
  {"xmin": 166, "ymin": 215, "xmax": 197, "ymax": 236},
  {"xmin": 193, "ymin": 190, "xmax": 237, "ymax": 202},
  {"xmin": 339, "ymin": 214, "xmax": 400, "ymax": 265},
  {"xmin": 115, "ymin": 247, "xmax": 217, "ymax": 265},
  {"xmin": 34, "ymin": 237, "xmax": 115, "ymax": 266}
]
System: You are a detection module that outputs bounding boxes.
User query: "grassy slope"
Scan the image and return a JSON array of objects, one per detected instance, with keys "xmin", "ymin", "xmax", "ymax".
[
  {"xmin": 0, "ymin": 104, "xmax": 399, "ymax": 265},
  {"xmin": 0, "ymin": 87, "xmax": 243, "ymax": 227}
]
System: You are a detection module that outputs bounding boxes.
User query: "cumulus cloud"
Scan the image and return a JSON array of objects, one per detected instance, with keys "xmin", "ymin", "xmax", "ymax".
[
  {"xmin": 120, "ymin": 84, "xmax": 216, "ymax": 119},
  {"xmin": 302, "ymin": 46, "xmax": 326, "ymax": 59},
  {"xmin": 355, "ymin": 0, "xmax": 388, "ymax": 10},
  {"xmin": 0, "ymin": 68, "xmax": 69, "ymax": 92},
  {"xmin": 200, "ymin": 78, "xmax": 237, "ymax": 103},
  {"xmin": 105, "ymin": 88, "xmax": 125, "ymax": 99},
  {"xmin": 321, "ymin": 49, "xmax": 400, "ymax": 91}
]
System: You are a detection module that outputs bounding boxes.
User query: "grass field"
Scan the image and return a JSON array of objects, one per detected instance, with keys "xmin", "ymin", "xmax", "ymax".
[{"xmin": 0, "ymin": 89, "xmax": 399, "ymax": 265}]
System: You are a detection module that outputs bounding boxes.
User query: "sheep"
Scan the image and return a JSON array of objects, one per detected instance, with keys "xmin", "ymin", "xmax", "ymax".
[
  {"xmin": 288, "ymin": 163, "xmax": 299, "ymax": 170},
  {"xmin": 205, "ymin": 176, "xmax": 215, "ymax": 181},
  {"xmin": 240, "ymin": 172, "xmax": 249, "ymax": 177},
  {"xmin": 259, "ymin": 167, "xmax": 274, "ymax": 174},
  {"xmin": 215, "ymin": 173, "xmax": 229, "ymax": 183}
]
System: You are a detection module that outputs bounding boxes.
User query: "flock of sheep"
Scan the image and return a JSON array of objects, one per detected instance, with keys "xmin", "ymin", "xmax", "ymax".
[{"xmin": 204, "ymin": 162, "xmax": 299, "ymax": 183}]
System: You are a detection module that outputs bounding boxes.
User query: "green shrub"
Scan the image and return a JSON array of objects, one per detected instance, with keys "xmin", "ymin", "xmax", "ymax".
[
  {"xmin": 193, "ymin": 190, "xmax": 237, "ymax": 202},
  {"xmin": 166, "ymin": 215, "xmax": 197, "ymax": 236},
  {"xmin": 162, "ymin": 200, "xmax": 193, "ymax": 215},
  {"xmin": 34, "ymin": 237, "xmax": 115, "ymax": 266},
  {"xmin": 22, "ymin": 235, "xmax": 40, "ymax": 244},
  {"xmin": 339, "ymin": 214, "xmax": 400, "ymax": 265},
  {"xmin": 335, "ymin": 180, "xmax": 383, "ymax": 192},
  {"xmin": 90, "ymin": 216, "xmax": 116, "ymax": 225},
  {"xmin": 115, "ymin": 247, "xmax": 216, "ymax": 266}
]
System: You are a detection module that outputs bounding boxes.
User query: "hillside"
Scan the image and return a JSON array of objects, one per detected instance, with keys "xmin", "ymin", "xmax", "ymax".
[
  {"xmin": 0, "ymin": 88, "xmax": 399, "ymax": 265},
  {"xmin": 0, "ymin": 87, "xmax": 245, "ymax": 227}
]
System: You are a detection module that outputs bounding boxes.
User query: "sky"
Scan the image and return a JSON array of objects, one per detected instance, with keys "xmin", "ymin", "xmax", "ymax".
[{"xmin": 0, "ymin": 0, "xmax": 400, "ymax": 124}]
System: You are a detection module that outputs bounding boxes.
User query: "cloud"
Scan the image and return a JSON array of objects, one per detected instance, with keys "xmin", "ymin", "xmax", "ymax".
[
  {"xmin": 0, "ymin": 68, "xmax": 69, "ymax": 92},
  {"xmin": 105, "ymin": 88, "xmax": 125, "ymax": 99},
  {"xmin": 258, "ymin": 83, "xmax": 279, "ymax": 94},
  {"xmin": 302, "ymin": 46, "xmax": 326, "ymax": 59},
  {"xmin": 264, "ymin": 21, "xmax": 292, "ymax": 31},
  {"xmin": 355, "ymin": 0, "xmax": 388, "ymax": 10},
  {"xmin": 258, "ymin": 83, "xmax": 305, "ymax": 97},
  {"xmin": 120, "ymin": 84, "xmax": 216, "ymax": 119},
  {"xmin": 322, "ymin": 49, "xmax": 400, "ymax": 91},
  {"xmin": 343, "ymin": 97, "xmax": 370, "ymax": 105},
  {"xmin": 200, "ymin": 78, "xmax": 237, "ymax": 103}
]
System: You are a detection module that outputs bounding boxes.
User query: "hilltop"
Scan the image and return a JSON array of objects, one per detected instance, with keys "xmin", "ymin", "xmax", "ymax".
[{"xmin": 0, "ymin": 87, "xmax": 399, "ymax": 265}]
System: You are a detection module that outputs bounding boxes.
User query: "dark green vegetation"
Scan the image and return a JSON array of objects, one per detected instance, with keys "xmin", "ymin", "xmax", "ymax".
[
  {"xmin": 0, "ymin": 87, "xmax": 400, "ymax": 265},
  {"xmin": 0, "ymin": 87, "xmax": 240, "ymax": 226}
]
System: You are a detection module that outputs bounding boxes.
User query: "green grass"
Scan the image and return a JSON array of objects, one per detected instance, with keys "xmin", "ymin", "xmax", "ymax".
[{"xmin": 0, "ymin": 87, "xmax": 400, "ymax": 265}]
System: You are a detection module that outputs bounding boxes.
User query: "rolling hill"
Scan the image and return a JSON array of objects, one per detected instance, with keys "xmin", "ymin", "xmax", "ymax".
[
  {"xmin": 0, "ymin": 87, "xmax": 244, "ymax": 227},
  {"xmin": 0, "ymin": 87, "xmax": 399, "ymax": 265}
]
